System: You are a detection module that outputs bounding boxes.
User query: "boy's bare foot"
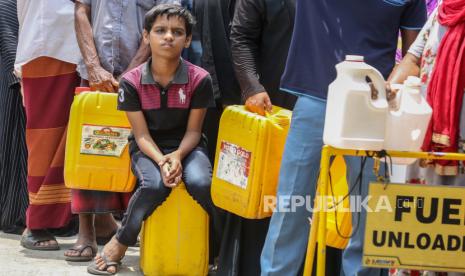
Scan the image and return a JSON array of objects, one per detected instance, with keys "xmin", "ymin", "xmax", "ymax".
[{"xmin": 93, "ymin": 236, "xmax": 127, "ymax": 274}]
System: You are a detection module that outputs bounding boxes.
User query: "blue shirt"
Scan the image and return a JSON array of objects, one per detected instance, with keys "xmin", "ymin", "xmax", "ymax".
[{"xmin": 280, "ymin": 0, "xmax": 427, "ymax": 99}]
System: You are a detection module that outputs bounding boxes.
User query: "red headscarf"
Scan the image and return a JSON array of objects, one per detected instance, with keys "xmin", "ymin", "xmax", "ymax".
[{"xmin": 422, "ymin": 0, "xmax": 465, "ymax": 175}]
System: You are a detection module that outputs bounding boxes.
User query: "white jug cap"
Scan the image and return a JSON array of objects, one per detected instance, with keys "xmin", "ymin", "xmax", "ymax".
[
  {"xmin": 390, "ymin": 83, "xmax": 403, "ymax": 90},
  {"xmin": 345, "ymin": 55, "xmax": 364, "ymax": 62},
  {"xmin": 404, "ymin": 76, "xmax": 422, "ymax": 87}
]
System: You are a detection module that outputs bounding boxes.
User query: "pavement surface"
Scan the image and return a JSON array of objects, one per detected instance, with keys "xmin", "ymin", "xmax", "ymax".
[{"xmin": 0, "ymin": 232, "xmax": 142, "ymax": 276}]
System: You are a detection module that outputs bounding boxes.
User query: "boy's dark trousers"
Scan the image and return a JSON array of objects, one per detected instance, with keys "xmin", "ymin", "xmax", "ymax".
[{"xmin": 115, "ymin": 147, "xmax": 223, "ymax": 249}]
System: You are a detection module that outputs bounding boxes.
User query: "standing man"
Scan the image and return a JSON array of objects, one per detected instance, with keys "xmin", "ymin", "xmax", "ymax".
[
  {"xmin": 66, "ymin": 0, "xmax": 174, "ymax": 261},
  {"xmin": 215, "ymin": 1, "xmax": 296, "ymax": 275},
  {"xmin": 230, "ymin": 0, "xmax": 297, "ymax": 113},
  {"xmin": 16, "ymin": 0, "xmax": 81, "ymax": 251},
  {"xmin": 260, "ymin": 0, "xmax": 427, "ymax": 275},
  {"xmin": 0, "ymin": 0, "xmax": 28, "ymax": 235}
]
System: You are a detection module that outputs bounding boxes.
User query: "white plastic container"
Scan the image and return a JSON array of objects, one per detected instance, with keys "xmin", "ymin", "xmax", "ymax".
[
  {"xmin": 324, "ymin": 55, "xmax": 388, "ymax": 150},
  {"xmin": 384, "ymin": 76, "xmax": 432, "ymax": 164}
]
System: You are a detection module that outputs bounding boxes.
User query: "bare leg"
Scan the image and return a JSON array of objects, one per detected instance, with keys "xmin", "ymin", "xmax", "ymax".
[{"xmin": 64, "ymin": 214, "xmax": 96, "ymax": 258}]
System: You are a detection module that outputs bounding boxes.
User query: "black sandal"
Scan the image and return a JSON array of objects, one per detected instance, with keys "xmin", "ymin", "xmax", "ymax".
[{"xmin": 20, "ymin": 229, "xmax": 59, "ymax": 251}]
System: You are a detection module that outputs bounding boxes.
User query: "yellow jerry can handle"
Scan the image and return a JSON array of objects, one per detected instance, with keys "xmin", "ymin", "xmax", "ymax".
[{"xmin": 265, "ymin": 109, "xmax": 290, "ymax": 127}]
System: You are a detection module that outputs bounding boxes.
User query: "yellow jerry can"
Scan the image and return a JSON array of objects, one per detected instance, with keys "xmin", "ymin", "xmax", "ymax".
[
  {"xmin": 211, "ymin": 105, "xmax": 291, "ymax": 219},
  {"xmin": 140, "ymin": 183, "xmax": 209, "ymax": 276},
  {"xmin": 322, "ymin": 155, "xmax": 352, "ymax": 249},
  {"xmin": 64, "ymin": 88, "xmax": 136, "ymax": 192}
]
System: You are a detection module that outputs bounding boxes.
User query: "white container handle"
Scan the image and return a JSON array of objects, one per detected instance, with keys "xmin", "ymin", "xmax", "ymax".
[{"xmin": 366, "ymin": 68, "xmax": 388, "ymax": 109}]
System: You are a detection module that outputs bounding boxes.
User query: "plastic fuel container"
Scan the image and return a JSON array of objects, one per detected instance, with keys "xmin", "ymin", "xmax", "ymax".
[
  {"xmin": 64, "ymin": 88, "xmax": 135, "ymax": 192},
  {"xmin": 323, "ymin": 55, "xmax": 389, "ymax": 151},
  {"xmin": 211, "ymin": 105, "xmax": 291, "ymax": 219},
  {"xmin": 385, "ymin": 76, "xmax": 432, "ymax": 151},
  {"xmin": 384, "ymin": 76, "xmax": 432, "ymax": 164},
  {"xmin": 140, "ymin": 183, "xmax": 209, "ymax": 276}
]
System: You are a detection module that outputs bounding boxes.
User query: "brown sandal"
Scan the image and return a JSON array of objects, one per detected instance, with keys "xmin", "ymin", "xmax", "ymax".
[{"xmin": 65, "ymin": 244, "xmax": 98, "ymax": 262}]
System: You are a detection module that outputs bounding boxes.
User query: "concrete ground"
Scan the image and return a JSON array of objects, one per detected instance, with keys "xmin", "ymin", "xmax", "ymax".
[{"xmin": 0, "ymin": 232, "xmax": 142, "ymax": 276}]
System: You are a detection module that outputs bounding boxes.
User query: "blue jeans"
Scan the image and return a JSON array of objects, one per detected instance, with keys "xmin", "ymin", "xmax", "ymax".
[
  {"xmin": 260, "ymin": 96, "xmax": 387, "ymax": 276},
  {"xmin": 116, "ymin": 147, "xmax": 222, "ymax": 247}
]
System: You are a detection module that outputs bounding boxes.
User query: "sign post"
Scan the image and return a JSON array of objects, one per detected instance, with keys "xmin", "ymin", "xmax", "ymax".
[{"xmin": 303, "ymin": 146, "xmax": 465, "ymax": 276}]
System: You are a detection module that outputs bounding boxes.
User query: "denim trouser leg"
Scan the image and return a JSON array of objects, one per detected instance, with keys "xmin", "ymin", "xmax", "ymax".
[
  {"xmin": 182, "ymin": 147, "xmax": 224, "ymax": 248},
  {"xmin": 342, "ymin": 157, "xmax": 388, "ymax": 276},
  {"xmin": 116, "ymin": 147, "xmax": 220, "ymax": 247},
  {"xmin": 261, "ymin": 96, "xmax": 326, "ymax": 276},
  {"xmin": 116, "ymin": 151, "xmax": 171, "ymax": 246}
]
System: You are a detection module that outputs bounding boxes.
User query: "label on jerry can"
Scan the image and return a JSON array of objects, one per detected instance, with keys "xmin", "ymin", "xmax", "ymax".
[
  {"xmin": 80, "ymin": 124, "xmax": 131, "ymax": 157},
  {"xmin": 216, "ymin": 141, "xmax": 251, "ymax": 189}
]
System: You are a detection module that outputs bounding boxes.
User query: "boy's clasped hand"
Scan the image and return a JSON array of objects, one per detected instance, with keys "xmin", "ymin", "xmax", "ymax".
[{"xmin": 158, "ymin": 151, "xmax": 183, "ymax": 188}]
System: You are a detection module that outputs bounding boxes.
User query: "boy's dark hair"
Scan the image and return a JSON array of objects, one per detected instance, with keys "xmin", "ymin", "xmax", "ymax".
[{"xmin": 144, "ymin": 4, "xmax": 196, "ymax": 36}]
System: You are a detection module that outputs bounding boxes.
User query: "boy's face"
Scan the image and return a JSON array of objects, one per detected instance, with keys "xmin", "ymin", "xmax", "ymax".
[{"xmin": 143, "ymin": 14, "xmax": 192, "ymax": 60}]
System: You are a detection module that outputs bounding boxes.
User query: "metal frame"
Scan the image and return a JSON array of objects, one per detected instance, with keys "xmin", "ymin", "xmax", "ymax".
[{"xmin": 303, "ymin": 145, "xmax": 465, "ymax": 276}]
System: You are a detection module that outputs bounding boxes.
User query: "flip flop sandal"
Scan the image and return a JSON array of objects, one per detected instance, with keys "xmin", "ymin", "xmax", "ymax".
[
  {"xmin": 87, "ymin": 254, "xmax": 122, "ymax": 275},
  {"xmin": 65, "ymin": 244, "xmax": 98, "ymax": 262},
  {"xmin": 20, "ymin": 229, "xmax": 59, "ymax": 251}
]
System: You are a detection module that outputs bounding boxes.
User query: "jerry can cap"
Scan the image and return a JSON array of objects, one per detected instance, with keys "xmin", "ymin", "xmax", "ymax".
[
  {"xmin": 404, "ymin": 76, "xmax": 421, "ymax": 88},
  {"xmin": 75, "ymin": 87, "xmax": 91, "ymax": 95}
]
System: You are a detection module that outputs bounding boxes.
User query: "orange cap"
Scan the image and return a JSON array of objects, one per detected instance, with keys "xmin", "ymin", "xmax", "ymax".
[{"xmin": 75, "ymin": 87, "xmax": 90, "ymax": 95}]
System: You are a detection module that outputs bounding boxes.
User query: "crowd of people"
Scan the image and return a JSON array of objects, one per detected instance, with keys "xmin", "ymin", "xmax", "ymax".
[{"xmin": 0, "ymin": 0, "xmax": 464, "ymax": 275}]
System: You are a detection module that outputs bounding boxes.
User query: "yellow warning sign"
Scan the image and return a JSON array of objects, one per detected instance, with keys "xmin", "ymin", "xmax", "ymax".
[{"xmin": 363, "ymin": 182, "xmax": 465, "ymax": 273}]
